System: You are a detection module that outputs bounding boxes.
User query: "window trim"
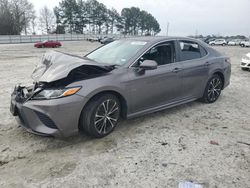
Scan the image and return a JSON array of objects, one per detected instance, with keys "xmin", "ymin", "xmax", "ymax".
[
  {"xmin": 129, "ymin": 40, "xmax": 177, "ymax": 68},
  {"xmin": 199, "ymin": 45, "xmax": 208, "ymax": 57},
  {"xmin": 177, "ymin": 40, "xmax": 209, "ymax": 62}
]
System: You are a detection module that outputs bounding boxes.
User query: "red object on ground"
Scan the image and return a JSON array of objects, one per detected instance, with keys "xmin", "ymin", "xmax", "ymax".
[{"xmin": 209, "ymin": 140, "xmax": 219, "ymax": 145}]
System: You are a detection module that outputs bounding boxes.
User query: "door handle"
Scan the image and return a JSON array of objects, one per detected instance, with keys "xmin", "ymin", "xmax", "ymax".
[
  {"xmin": 172, "ymin": 67, "xmax": 182, "ymax": 73},
  {"xmin": 205, "ymin": 62, "xmax": 211, "ymax": 66}
]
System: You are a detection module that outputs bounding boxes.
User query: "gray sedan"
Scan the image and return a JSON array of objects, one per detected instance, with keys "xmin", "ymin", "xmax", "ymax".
[{"xmin": 10, "ymin": 37, "xmax": 231, "ymax": 138}]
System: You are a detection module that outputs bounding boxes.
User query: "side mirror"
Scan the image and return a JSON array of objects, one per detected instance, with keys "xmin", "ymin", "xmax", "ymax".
[{"xmin": 139, "ymin": 60, "xmax": 157, "ymax": 70}]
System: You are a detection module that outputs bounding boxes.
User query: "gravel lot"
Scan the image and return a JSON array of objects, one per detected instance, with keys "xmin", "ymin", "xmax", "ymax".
[{"xmin": 0, "ymin": 41, "xmax": 249, "ymax": 188}]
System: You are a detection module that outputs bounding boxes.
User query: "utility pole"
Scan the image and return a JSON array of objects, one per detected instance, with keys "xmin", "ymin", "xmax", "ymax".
[
  {"xmin": 195, "ymin": 29, "xmax": 198, "ymax": 38},
  {"xmin": 166, "ymin": 22, "xmax": 169, "ymax": 36}
]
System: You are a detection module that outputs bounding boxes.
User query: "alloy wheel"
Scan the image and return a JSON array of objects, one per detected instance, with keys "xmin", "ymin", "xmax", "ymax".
[
  {"xmin": 94, "ymin": 99, "xmax": 119, "ymax": 134},
  {"xmin": 207, "ymin": 77, "xmax": 222, "ymax": 102}
]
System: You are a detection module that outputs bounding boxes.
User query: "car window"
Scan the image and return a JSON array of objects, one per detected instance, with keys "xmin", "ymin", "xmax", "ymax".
[
  {"xmin": 139, "ymin": 41, "xmax": 175, "ymax": 66},
  {"xmin": 86, "ymin": 40, "xmax": 147, "ymax": 65},
  {"xmin": 179, "ymin": 41, "xmax": 203, "ymax": 61}
]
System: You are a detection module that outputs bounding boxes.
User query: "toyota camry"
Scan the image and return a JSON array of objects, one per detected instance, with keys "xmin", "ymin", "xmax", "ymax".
[{"xmin": 10, "ymin": 37, "xmax": 231, "ymax": 138}]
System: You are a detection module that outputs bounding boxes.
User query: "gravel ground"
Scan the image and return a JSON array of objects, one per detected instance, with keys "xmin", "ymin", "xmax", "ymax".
[{"xmin": 0, "ymin": 41, "xmax": 249, "ymax": 188}]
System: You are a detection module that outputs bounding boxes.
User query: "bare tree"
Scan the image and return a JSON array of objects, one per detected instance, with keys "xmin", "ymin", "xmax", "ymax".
[
  {"xmin": 39, "ymin": 6, "xmax": 55, "ymax": 34},
  {"xmin": 10, "ymin": 0, "xmax": 35, "ymax": 35},
  {"xmin": 0, "ymin": 0, "xmax": 14, "ymax": 35},
  {"xmin": 30, "ymin": 13, "xmax": 36, "ymax": 34}
]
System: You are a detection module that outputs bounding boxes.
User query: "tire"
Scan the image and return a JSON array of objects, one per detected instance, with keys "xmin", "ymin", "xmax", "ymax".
[
  {"xmin": 200, "ymin": 74, "xmax": 223, "ymax": 103},
  {"xmin": 79, "ymin": 94, "xmax": 121, "ymax": 138}
]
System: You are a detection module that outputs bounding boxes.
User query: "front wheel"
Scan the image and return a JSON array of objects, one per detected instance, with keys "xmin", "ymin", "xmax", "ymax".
[
  {"xmin": 79, "ymin": 94, "xmax": 121, "ymax": 138},
  {"xmin": 200, "ymin": 75, "xmax": 223, "ymax": 103}
]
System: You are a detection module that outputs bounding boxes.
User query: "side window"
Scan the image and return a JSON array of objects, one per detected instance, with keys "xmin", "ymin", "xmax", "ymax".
[
  {"xmin": 179, "ymin": 41, "xmax": 203, "ymax": 61},
  {"xmin": 139, "ymin": 41, "xmax": 175, "ymax": 66}
]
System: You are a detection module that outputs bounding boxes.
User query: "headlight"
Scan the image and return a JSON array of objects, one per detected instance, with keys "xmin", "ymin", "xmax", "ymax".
[{"xmin": 32, "ymin": 87, "xmax": 81, "ymax": 100}]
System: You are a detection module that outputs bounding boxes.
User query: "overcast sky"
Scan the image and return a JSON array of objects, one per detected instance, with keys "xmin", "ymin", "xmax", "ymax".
[{"xmin": 29, "ymin": 0, "xmax": 250, "ymax": 37}]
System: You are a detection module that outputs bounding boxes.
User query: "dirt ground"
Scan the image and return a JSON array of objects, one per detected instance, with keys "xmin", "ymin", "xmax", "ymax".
[{"xmin": 0, "ymin": 41, "xmax": 249, "ymax": 188}]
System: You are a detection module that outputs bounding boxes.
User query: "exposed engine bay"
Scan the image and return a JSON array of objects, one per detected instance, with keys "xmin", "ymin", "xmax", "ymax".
[{"xmin": 12, "ymin": 50, "xmax": 115, "ymax": 104}]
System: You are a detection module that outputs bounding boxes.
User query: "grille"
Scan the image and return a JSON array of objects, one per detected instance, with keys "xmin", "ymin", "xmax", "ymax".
[
  {"xmin": 241, "ymin": 63, "xmax": 246, "ymax": 66},
  {"xmin": 35, "ymin": 111, "xmax": 58, "ymax": 129}
]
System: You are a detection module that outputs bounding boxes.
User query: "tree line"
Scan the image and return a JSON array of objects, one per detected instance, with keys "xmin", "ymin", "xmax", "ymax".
[
  {"xmin": 0, "ymin": 0, "xmax": 35, "ymax": 35},
  {"xmin": 54, "ymin": 0, "xmax": 161, "ymax": 35},
  {"xmin": 0, "ymin": 0, "xmax": 161, "ymax": 36}
]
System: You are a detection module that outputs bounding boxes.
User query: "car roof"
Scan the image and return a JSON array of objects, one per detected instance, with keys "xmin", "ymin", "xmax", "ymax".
[
  {"xmin": 123, "ymin": 36, "xmax": 193, "ymax": 42},
  {"xmin": 120, "ymin": 36, "xmax": 208, "ymax": 47}
]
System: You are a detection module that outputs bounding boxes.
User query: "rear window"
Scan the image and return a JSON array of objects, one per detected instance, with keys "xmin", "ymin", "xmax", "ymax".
[{"xmin": 179, "ymin": 41, "xmax": 207, "ymax": 61}]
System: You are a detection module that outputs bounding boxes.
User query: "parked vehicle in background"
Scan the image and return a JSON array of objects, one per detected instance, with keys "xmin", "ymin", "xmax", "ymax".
[
  {"xmin": 227, "ymin": 41, "xmax": 235, "ymax": 46},
  {"xmin": 228, "ymin": 39, "xmax": 242, "ymax": 46},
  {"xmin": 100, "ymin": 37, "xmax": 115, "ymax": 45},
  {"xmin": 209, "ymin": 39, "xmax": 227, "ymax": 46},
  {"xmin": 34, "ymin": 41, "xmax": 62, "ymax": 48},
  {"xmin": 204, "ymin": 38, "xmax": 216, "ymax": 44},
  {"xmin": 87, "ymin": 36, "xmax": 99, "ymax": 42},
  {"xmin": 10, "ymin": 37, "xmax": 231, "ymax": 138},
  {"xmin": 240, "ymin": 40, "xmax": 250, "ymax": 47},
  {"xmin": 98, "ymin": 36, "xmax": 107, "ymax": 42},
  {"xmin": 227, "ymin": 39, "xmax": 242, "ymax": 46},
  {"xmin": 241, "ymin": 53, "xmax": 250, "ymax": 70}
]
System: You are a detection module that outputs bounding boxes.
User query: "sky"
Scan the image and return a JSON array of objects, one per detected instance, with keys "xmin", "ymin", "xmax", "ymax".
[{"xmin": 29, "ymin": 0, "xmax": 250, "ymax": 37}]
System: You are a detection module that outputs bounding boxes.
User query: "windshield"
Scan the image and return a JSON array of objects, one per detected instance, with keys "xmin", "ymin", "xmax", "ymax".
[{"xmin": 86, "ymin": 40, "xmax": 147, "ymax": 65}]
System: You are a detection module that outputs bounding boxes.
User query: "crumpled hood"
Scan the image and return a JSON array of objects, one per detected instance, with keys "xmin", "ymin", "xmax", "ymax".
[{"xmin": 31, "ymin": 50, "xmax": 110, "ymax": 83}]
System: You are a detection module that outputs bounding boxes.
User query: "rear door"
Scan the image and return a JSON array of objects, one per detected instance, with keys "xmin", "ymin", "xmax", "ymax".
[{"xmin": 176, "ymin": 40, "xmax": 209, "ymax": 98}]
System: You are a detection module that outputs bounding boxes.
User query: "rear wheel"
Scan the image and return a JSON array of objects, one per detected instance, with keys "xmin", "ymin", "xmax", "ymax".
[
  {"xmin": 200, "ymin": 74, "xmax": 223, "ymax": 103},
  {"xmin": 79, "ymin": 94, "xmax": 120, "ymax": 138}
]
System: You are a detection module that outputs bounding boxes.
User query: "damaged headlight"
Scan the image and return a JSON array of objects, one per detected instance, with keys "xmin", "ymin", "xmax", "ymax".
[{"xmin": 32, "ymin": 87, "xmax": 81, "ymax": 100}]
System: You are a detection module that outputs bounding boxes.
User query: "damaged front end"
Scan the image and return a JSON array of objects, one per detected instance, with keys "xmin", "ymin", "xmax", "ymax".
[
  {"xmin": 10, "ymin": 50, "xmax": 114, "ymax": 137},
  {"xmin": 31, "ymin": 50, "xmax": 114, "ymax": 83},
  {"xmin": 10, "ymin": 84, "xmax": 37, "ymax": 116}
]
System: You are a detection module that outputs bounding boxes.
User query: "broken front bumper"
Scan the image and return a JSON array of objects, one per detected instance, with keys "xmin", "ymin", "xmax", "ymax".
[{"xmin": 10, "ymin": 85, "xmax": 87, "ymax": 137}]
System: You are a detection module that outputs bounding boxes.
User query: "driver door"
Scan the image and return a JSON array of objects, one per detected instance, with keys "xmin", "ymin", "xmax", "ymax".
[{"xmin": 126, "ymin": 41, "xmax": 183, "ymax": 114}]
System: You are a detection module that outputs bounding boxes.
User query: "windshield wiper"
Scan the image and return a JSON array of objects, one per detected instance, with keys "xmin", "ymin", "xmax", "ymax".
[{"xmin": 104, "ymin": 64, "xmax": 120, "ymax": 70}]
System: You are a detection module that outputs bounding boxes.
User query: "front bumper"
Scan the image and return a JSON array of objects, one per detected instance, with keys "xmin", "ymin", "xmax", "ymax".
[
  {"xmin": 10, "ymin": 86, "xmax": 88, "ymax": 137},
  {"xmin": 241, "ymin": 59, "xmax": 250, "ymax": 69}
]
